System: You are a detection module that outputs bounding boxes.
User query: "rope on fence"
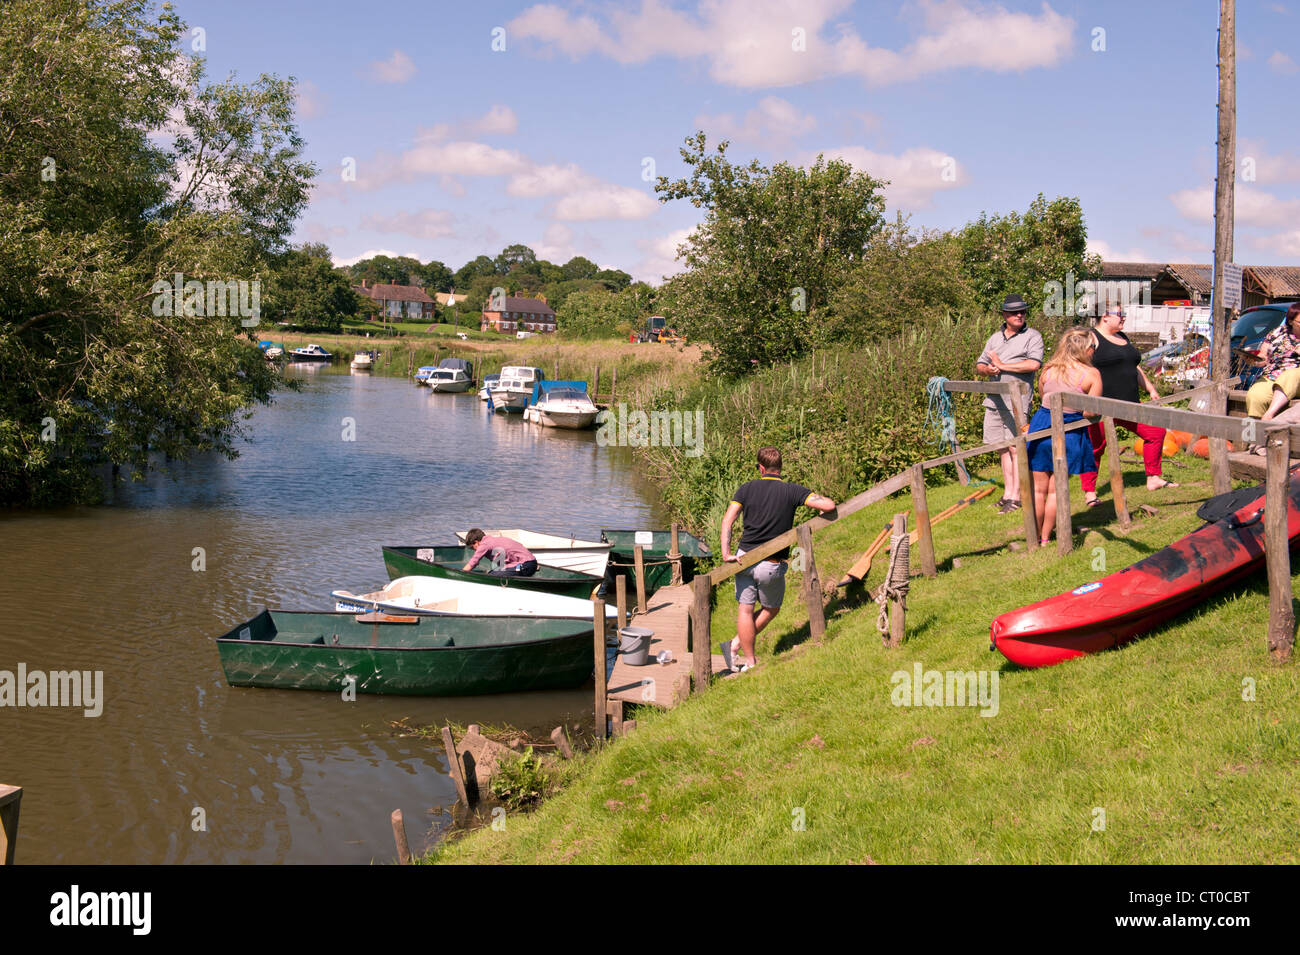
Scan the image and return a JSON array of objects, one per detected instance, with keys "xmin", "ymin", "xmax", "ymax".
[{"xmin": 875, "ymin": 524, "xmax": 911, "ymax": 639}]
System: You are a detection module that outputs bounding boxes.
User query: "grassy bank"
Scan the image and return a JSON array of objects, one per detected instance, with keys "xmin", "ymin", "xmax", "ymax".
[{"xmin": 429, "ymin": 454, "xmax": 1300, "ymax": 864}]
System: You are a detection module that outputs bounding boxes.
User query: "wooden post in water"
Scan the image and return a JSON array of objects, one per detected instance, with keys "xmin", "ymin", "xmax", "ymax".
[
  {"xmin": 593, "ymin": 365, "xmax": 600, "ymax": 400},
  {"xmin": 593, "ymin": 597, "xmax": 608, "ymax": 736},
  {"xmin": 690, "ymin": 575, "xmax": 712, "ymax": 693},
  {"xmin": 611, "ymin": 367, "xmax": 618, "ymax": 403},
  {"xmin": 554, "ymin": 358, "xmax": 560, "ymax": 380},
  {"xmin": 1265, "ymin": 427, "xmax": 1295, "ymax": 662},
  {"xmin": 391, "ymin": 809, "xmax": 412, "ymax": 865},
  {"xmin": 633, "ymin": 545, "xmax": 647, "ymax": 614},
  {"xmin": 889, "ymin": 514, "xmax": 907, "ymax": 649},
  {"xmin": 0, "ymin": 784, "xmax": 21, "ymax": 865},
  {"xmin": 1104, "ymin": 415, "xmax": 1131, "ymax": 529},
  {"xmin": 669, "ymin": 522, "xmax": 683, "ymax": 585},
  {"xmin": 439, "ymin": 727, "xmax": 470, "ymax": 807},
  {"xmin": 909, "ymin": 464, "xmax": 936, "ymax": 577},
  {"xmin": 550, "ymin": 725, "xmax": 574, "ymax": 759},
  {"xmin": 1048, "ymin": 392, "xmax": 1073, "ymax": 554},
  {"xmin": 796, "ymin": 523, "xmax": 826, "ymax": 643},
  {"xmin": 615, "ymin": 575, "xmax": 628, "ymax": 631},
  {"xmin": 1016, "ymin": 433, "xmax": 1037, "ymax": 550}
]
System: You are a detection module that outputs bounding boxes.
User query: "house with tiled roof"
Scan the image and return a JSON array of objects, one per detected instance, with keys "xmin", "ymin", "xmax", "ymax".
[
  {"xmin": 1243, "ymin": 266, "xmax": 1300, "ymax": 308},
  {"xmin": 481, "ymin": 295, "xmax": 556, "ymax": 334},
  {"xmin": 354, "ymin": 281, "xmax": 435, "ymax": 320}
]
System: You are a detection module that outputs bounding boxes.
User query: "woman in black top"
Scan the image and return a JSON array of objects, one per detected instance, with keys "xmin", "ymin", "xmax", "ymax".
[{"xmin": 1079, "ymin": 308, "xmax": 1177, "ymax": 504}]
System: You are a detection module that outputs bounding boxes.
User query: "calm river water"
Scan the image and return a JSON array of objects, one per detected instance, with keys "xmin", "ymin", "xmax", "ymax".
[{"xmin": 0, "ymin": 364, "xmax": 664, "ymax": 863}]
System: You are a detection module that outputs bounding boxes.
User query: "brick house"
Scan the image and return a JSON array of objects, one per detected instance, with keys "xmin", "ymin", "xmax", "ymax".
[
  {"xmin": 481, "ymin": 295, "xmax": 557, "ymax": 334},
  {"xmin": 353, "ymin": 281, "xmax": 435, "ymax": 320}
]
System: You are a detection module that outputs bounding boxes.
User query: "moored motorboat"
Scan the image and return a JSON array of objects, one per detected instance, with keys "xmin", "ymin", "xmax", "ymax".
[
  {"xmin": 489, "ymin": 365, "xmax": 544, "ymax": 413},
  {"xmin": 526, "ymin": 380, "xmax": 599, "ymax": 428},
  {"xmin": 478, "ymin": 373, "xmax": 499, "ymax": 401},
  {"xmin": 331, "ymin": 575, "xmax": 617, "ymax": 618},
  {"xmin": 454, "ymin": 528, "xmax": 611, "ymax": 577},
  {"xmin": 350, "ymin": 350, "xmax": 374, "ymax": 370},
  {"xmin": 601, "ymin": 528, "xmax": 711, "ymax": 592},
  {"xmin": 288, "ymin": 343, "xmax": 332, "ymax": 361},
  {"xmin": 990, "ymin": 472, "xmax": 1300, "ymax": 667},
  {"xmin": 215, "ymin": 609, "xmax": 596, "ymax": 696},
  {"xmin": 414, "ymin": 365, "xmax": 438, "ymax": 385},
  {"xmin": 382, "ymin": 545, "xmax": 605, "ymax": 599},
  {"xmin": 428, "ymin": 368, "xmax": 472, "ymax": 392}
]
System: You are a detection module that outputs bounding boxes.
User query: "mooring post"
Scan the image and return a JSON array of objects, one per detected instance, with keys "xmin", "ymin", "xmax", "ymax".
[
  {"xmin": 550, "ymin": 726, "xmax": 574, "ymax": 759},
  {"xmin": 909, "ymin": 464, "xmax": 936, "ymax": 577},
  {"xmin": 611, "ymin": 367, "xmax": 618, "ymax": 403},
  {"xmin": 669, "ymin": 522, "xmax": 683, "ymax": 585},
  {"xmin": 633, "ymin": 544, "xmax": 647, "ymax": 614},
  {"xmin": 1104, "ymin": 415, "xmax": 1131, "ymax": 529},
  {"xmin": 593, "ymin": 597, "xmax": 608, "ymax": 737},
  {"xmin": 1048, "ymin": 392, "xmax": 1073, "ymax": 554},
  {"xmin": 1265, "ymin": 426, "xmax": 1295, "ymax": 663},
  {"xmin": 615, "ymin": 574, "xmax": 628, "ymax": 631},
  {"xmin": 593, "ymin": 365, "xmax": 600, "ymax": 400},
  {"xmin": 0, "ymin": 785, "xmax": 21, "ymax": 866},
  {"xmin": 391, "ymin": 809, "xmax": 412, "ymax": 865},
  {"xmin": 889, "ymin": 513, "xmax": 907, "ymax": 648},
  {"xmin": 796, "ymin": 523, "xmax": 827, "ymax": 643},
  {"xmin": 439, "ymin": 727, "xmax": 470, "ymax": 807},
  {"xmin": 690, "ymin": 575, "xmax": 712, "ymax": 693},
  {"xmin": 1016, "ymin": 433, "xmax": 1037, "ymax": 550}
]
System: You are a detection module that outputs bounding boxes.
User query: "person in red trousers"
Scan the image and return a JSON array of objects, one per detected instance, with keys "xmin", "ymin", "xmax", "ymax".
[{"xmin": 1080, "ymin": 306, "xmax": 1178, "ymax": 504}]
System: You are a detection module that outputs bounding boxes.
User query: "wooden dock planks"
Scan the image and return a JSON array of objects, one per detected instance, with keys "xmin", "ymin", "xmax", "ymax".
[{"xmin": 606, "ymin": 584, "xmax": 698, "ymax": 708}]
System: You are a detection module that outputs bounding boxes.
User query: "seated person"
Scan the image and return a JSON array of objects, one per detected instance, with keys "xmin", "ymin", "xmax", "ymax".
[
  {"xmin": 461, "ymin": 528, "xmax": 539, "ymax": 577},
  {"xmin": 1246, "ymin": 303, "xmax": 1300, "ymax": 421}
]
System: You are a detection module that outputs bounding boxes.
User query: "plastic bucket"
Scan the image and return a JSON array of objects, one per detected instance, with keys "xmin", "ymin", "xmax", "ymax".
[{"xmin": 618, "ymin": 626, "xmax": 654, "ymax": 666}]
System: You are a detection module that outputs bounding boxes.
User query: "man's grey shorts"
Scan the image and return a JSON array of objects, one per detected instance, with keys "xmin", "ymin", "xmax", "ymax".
[
  {"xmin": 982, "ymin": 402, "xmax": 1020, "ymax": 444},
  {"xmin": 735, "ymin": 553, "xmax": 787, "ymax": 608}
]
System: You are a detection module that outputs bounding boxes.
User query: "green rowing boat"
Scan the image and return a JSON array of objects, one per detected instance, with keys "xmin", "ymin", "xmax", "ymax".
[
  {"xmin": 216, "ymin": 609, "xmax": 595, "ymax": 696},
  {"xmin": 381, "ymin": 545, "xmax": 603, "ymax": 599},
  {"xmin": 600, "ymin": 528, "xmax": 711, "ymax": 592}
]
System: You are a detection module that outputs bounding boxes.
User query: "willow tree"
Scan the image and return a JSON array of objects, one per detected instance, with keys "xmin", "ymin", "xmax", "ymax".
[
  {"xmin": 655, "ymin": 133, "xmax": 886, "ymax": 376},
  {"xmin": 0, "ymin": 0, "xmax": 315, "ymax": 504}
]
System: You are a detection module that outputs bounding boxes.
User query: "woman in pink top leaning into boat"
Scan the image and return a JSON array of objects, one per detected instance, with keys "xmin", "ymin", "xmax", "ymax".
[{"xmin": 1025, "ymin": 328, "xmax": 1104, "ymax": 546}]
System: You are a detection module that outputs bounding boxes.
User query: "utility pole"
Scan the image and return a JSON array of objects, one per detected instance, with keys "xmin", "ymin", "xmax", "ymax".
[{"xmin": 1209, "ymin": 0, "xmax": 1236, "ymax": 494}]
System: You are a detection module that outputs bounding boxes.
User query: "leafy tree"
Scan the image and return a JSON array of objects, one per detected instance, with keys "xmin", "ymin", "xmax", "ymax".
[
  {"xmin": 561, "ymin": 256, "xmax": 600, "ymax": 281},
  {"xmin": 655, "ymin": 133, "xmax": 886, "ymax": 375},
  {"xmin": 0, "ymin": 0, "xmax": 314, "ymax": 504},
  {"xmin": 264, "ymin": 247, "xmax": 360, "ymax": 331},
  {"xmin": 495, "ymin": 243, "xmax": 537, "ymax": 274},
  {"xmin": 595, "ymin": 268, "xmax": 632, "ymax": 291},
  {"xmin": 453, "ymin": 255, "xmax": 497, "ymax": 289},
  {"xmin": 557, "ymin": 289, "xmax": 638, "ymax": 339},
  {"xmin": 956, "ymin": 194, "xmax": 1101, "ymax": 315},
  {"xmin": 418, "ymin": 260, "xmax": 453, "ymax": 293}
]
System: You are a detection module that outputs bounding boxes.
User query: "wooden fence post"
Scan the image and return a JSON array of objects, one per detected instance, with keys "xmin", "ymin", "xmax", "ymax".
[
  {"xmin": 1103, "ymin": 415, "xmax": 1131, "ymax": 529},
  {"xmin": 1211, "ymin": 380, "xmax": 1231, "ymax": 495},
  {"xmin": 615, "ymin": 574, "xmax": 627, "ymax": 631},
  {"xmin": 1265, "ymin": 427, "xmax": 1295, "ymax": 663},
  {"xmin": 0, "ymin": 785, "xmax": 21, "ymax": 866},
  {"xmin": 889, "ymin": 513, "xmax": 907, "ymax": 648},
  {"xmin": 796, "ymin": 523, "xmax": 826, "ymax": 643},
  {"xmin": 1016, "ymin": 433, "xmax": 1037, "ymax": 550},
  {"xmin": 611, "ymin": 367, "xmax": 618, "ymax": 403},
  {"xmin": 690, "ymin": 575, "xmax": 712, "ymax": 692},
  {"xmin": 593, "ymin": 597, "xmax": 608, "ymax": 736},
  {"xmin": 550, "ymin": 725, "xmax": 574, "ymax": 759},
  {"xmin": 593, "ymin": 365, "xmax": 600, "ymax": 399},
  {"xmin": 633, "ymin": 544, "xmax": 647, "ymax": 614},
  {"xmin": 1048, "ymin": 392, "xmax": 1073, "ymax": 554},
  {"xmin": 391, "ymin": 809, "xmax": 412, "ymax": 865},
  {"xmin": 1010, "ymin": 381, "xmax": 1029, "ymax": 434},
  {"xmin": 669, "ymin": 522, "xmax": 683, "ymax": 585},
  {"xmin": 909, "ymin": 464, "xmax": 936, "ymax": 577}
]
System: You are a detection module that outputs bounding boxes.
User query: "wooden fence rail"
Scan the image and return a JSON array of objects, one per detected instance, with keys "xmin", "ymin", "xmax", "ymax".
[{"xmin": 0, "ymin": 784, "xmax": 21, "ymax": 865}]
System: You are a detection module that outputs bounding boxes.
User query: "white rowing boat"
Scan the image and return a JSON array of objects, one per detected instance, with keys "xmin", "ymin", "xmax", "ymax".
[
  {"xmin": 454, "ymin": 528, "xmax": 611, "ymax": 577},
  {"xmin": 331, "ymin": 576, "xmax": 616, "ymax": 618}
]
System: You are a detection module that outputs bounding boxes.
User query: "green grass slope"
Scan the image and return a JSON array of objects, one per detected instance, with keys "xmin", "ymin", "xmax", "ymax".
[{"xmin": 432, "ymin": 456, "xmax": 1300, "ymax": 864}]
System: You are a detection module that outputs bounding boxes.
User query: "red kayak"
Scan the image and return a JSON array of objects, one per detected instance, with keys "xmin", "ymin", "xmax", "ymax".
[{"xmin": 991, "ymin": 471, "xmax": 1300, "ymax": 668}]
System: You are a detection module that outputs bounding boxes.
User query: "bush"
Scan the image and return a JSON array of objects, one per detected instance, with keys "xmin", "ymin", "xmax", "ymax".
[{"xmin": 490, "ymin": 747, "xmax": 548, "ymax": 810}]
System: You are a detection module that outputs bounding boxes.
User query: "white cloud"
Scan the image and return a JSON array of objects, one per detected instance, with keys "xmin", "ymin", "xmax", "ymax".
[
  {"xmin": 1246, "ymin": 229, "xmax": 1300, "ymax": 257},
  {"xmin": 554, "ymin": 185, "xmax": 659, "ymax": 221},
  {"xmin": 695, "ymin": 96, "xmax": 816, "ymax": 146},
  {"xmin": 507, "ymin": 162, "xmax": 593, "ymax": 198},
  {"xmin": 509, "ymin": 0, "xmax": 1075, "ymax": 89},
  {"xmin": 299, "ymin": 222, "xmax": 347, "ymax": 244},
  {"xmin": 1169, "ymin": 184, "xmax": 1300, "ymax": 228},
  {"xmin": 295, "ymin": 79, "xmax": 325, "ymax": 120},
  {"xmin": 1267, "ymin": 50, "xmax": 1299, "ymax": 74},
  {"xmin": 471, "ymin": 104, "xmax": 518, "ymax": 135},
  {"xmin": 634, "ymin": 226, "xmax": 694, "ymax": 282},
  {"xmin": 332, "ymin": 248, "xmax": 421, "ymax": 268},
  {"xmin": 810, "ymin": 145, "xmax": 962, "ymax": 209},
  {"xmin": 360, "ymin": 209, "xmax": 457, "ymax": 240},
  {"xmin": 1238, "ymin": 139, "xmax": 1300, "ymax": 185},
  {"xmin": 369, "ymin": 50, "xmax": 416, "ymax": 84},
  {"xmin": 1086, "ymin": 238, "xmax": 1150, "ymax": 262},
  {"xmin": 533, "ymin": 224, "xmax": 579, "ymax": 263}
]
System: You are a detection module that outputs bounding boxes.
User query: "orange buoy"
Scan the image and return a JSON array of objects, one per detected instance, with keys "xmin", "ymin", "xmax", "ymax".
[
  {"xmin": 1162, "ymin": 434, "xmax": 1181, "ymax": 457},
  {"xmin": 1169, "ymin": 429, "xmax": 1194, "ymax": 449},
  {"xmin": 1192, "ymin": 437, "xmax": 1209, "ymax": 458}
]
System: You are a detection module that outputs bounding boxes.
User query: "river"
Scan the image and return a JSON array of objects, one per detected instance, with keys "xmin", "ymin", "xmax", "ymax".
[{"xmin": 0, "ymin": 364, "xmax": 665, "ymax": 863}]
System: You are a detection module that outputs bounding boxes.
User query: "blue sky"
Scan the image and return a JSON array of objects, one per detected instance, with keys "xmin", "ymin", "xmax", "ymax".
[{"xmin": 176, "ymin": 0, "xmax": 1300, "ymax": 282}]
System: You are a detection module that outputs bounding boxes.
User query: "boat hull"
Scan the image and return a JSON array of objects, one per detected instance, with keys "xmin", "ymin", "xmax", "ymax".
[
  {"xmin": 430, "ymin": 379, "xmax": 472, "ymax": 393},
  {"xmin": 537, "ymin": 409, "xmax": 599, "ymax": 429},
  {"xmin": 454, "ymin": 529, "xmax": 611, "ymax": 577},
  {"xmin": 332, "ymin": 575, "xmax": 616, "ymax": 618},
  {"xmin": 216, "ymin": 610, "xmax": 594, "ymax": 695},
  {"xmin": 382, "ymin": 545, "xmax": 603, "ymax": 599},
  {"xmin": 601, "ymin": 528, "xmax": 711, "ymax": 591},
  {"xmin": 990, "ymin": 473, "xmax": 1300, "ymax": 668}
]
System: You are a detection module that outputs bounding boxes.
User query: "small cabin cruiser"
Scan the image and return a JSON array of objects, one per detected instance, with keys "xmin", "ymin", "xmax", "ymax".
[
  {"xmin": 288, "ymin": 343, "xmax": 332, "ymax": 361},
  {"xmin": 489, "ymin": 366, "xmax": 544, "ymax": 413},
  {"xmin": 350, "ymin": 350, "xmax": 375, "ymax": 370},
  {"xmin": 428, "ymin": 367, "xmax": 472, "ymax": 392},
  {"xmin": 526, "ymin": 381, "xmax": 599, "ymax": 429},
  {"xmin": 478, "ymin": 373, "xmax": 500, "ymax": 401},
  {"xmin": 414, "ymin": 365, "xmax": 438, "ymax": 385}
]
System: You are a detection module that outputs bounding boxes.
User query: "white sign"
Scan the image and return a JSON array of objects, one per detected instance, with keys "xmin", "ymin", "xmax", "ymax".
[
  {"xmin": 1221, "ymin": 262, "xmax": 1243, "ymax": 311},
  {"xmin": 634, "ymin": 531, "xmax": 654, "ymax": 546}
]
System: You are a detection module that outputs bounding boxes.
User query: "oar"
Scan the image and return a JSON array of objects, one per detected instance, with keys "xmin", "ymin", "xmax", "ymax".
[
  {"xmin": 908, "ymin": 485, "xmax": 997, "ymax": 544},
  {"xmin": 838, "ymin": 512, "xmax": 910, "ymax": 588}
]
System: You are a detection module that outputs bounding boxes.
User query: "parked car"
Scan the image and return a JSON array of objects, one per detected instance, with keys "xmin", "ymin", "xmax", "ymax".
[
  {"xmin": 1230, "ymin": 303, "xmax": 1292, "ymax": 387},
  {"xmin": 1142, "ymin": 333, "xmax": 1209, "ymax": 369}
]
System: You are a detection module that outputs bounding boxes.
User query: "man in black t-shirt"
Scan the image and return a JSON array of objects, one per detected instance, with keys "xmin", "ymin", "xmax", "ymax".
[{"xmin": 720, "ymin": 446, "xmax": 837, "ymax": 671}]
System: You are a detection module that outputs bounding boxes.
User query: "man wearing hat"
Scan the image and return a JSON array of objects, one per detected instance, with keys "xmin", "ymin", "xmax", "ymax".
[{"xmin": 976, "ymin": 293, "xmax": 1044, "ymax": 513}]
